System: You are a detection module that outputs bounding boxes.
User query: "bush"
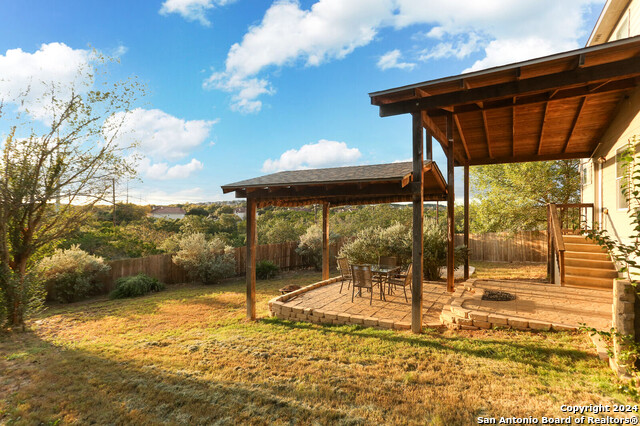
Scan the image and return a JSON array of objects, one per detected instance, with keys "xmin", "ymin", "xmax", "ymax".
[
  {"xmin": 173, "ymin": 233, "xmax": 236, "ymax": 284},
  {"xmin": 296, "ymin": 225, "xmax": 323, "ymax": 270},
  {"xmin": 109, "ymin": 274, "xmax": 165, "ymax": 299},
  {"xmin": 256, "ymin": 260, "xmax": 279, "ymax": 279},
  {"xmin": 38, "ymin": 245, "xmax": 110, "ymax": 303},
  {"xmin": 338, "ymin": 220, "xmax": 466, "ymax": 281},
  {"xmin": 338, "ymin": 222, "xmax": 411, "ymax": 266}
]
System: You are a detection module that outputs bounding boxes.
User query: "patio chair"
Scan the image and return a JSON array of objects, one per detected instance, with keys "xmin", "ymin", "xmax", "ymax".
[
  {"xmin": 386, "ymin": 263, "xmax": 412, "ymax": 302},
  {"xmin": 378, "ymin": 256, "xmax": 397, "ymax": 268},
  {"xmin": 337, "ymin": 257, "xmax": 352, "ymax": 293},
  {"xmin": 351, "ymin": 264, "xmax": 381, "ymax": 305}
]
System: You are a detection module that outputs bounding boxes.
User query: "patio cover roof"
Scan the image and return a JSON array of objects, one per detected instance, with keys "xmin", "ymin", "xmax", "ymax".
[
  {"xmin": 221, "ymin": 161, "xmax": 447, "ymax": 207},
  {"xmin": 369, "ymin": 36, "xmax": 640, "ymax": 166}
]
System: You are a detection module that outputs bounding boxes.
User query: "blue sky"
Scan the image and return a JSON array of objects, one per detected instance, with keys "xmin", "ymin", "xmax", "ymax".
[{"xmin": 0, "ymin": 0, "xmax": 605, "ymax": 204}]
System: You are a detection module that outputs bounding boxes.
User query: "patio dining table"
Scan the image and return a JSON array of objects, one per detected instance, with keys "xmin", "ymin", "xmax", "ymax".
[{"xmin": 371, "ymin": 265, "xmax": 401, "ymax": 297}]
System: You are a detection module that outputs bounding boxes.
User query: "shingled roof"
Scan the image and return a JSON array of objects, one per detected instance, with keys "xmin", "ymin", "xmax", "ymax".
[
  {"xmin": 221, "ymin": 161, "xmax": 447, "ymax": 208},
  {"xmin": 223, "ymin": 161, "xmax": 427, "ymax": 189}
]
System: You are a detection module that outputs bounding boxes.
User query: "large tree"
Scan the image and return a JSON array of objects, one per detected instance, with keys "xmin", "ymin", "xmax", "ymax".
[
  {"xmin": 470, "ymin": 160, "xmax": 580, "ymax": 233},
  {"xmin": 0, "ymin": 56, "xmax": 141, "ymax": 327}
]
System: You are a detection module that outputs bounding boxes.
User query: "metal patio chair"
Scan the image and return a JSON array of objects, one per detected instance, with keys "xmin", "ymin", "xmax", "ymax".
[
  {"xmin": 386, "ymin": 263, "xmax": 413, "ymax": 302},
  {"xmin": 337, "ymin": 257, "xmax": 352, "ymax": 293}
]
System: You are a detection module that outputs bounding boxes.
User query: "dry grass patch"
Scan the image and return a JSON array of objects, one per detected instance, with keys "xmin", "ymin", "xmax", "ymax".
[
  {"xmin": 472, "ymin": 261, "xmax": 547, "ymax": 281},
  {"xmin": 0, "ymin": 267, "xmax": 633, "ymax": 425}
]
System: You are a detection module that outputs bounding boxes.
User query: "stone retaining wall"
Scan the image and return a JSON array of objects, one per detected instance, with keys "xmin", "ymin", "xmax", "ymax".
[
  {"xmin": 440, "ymin": 279, "xmax": 578, "ymax": 332},
  {"xmin": 611, "ymin": 279, "xmax": 636, "ymax": 377},
  {"xmin": 268, "ymin": 277, "xmax": 412, "ymax": 330}
]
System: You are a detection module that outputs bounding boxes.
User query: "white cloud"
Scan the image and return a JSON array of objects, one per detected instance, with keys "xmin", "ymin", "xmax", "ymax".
[
  {"xmin": 206, "ymin": 0, "xmax": 392, "ymax": 112},
  {"xmin": 139, "ymin": 158, "xmax": 204, "ymax": 180},
  {"xmin": 129, "ymin": 186, "xmax": 233, "ymax": 204},
  {"xmin": 104, "ymin": 108, "xmax": 216, "ymax": 181},
  {"xmin": 209, "ymin": 0, "xmax": 601, "ymax": 112},
  {"xmin": 105, "ymin": 108, "xmax": 217, "ymax": 161},
  {"xmin": 159, "ymin": 0, "xmax": 236, "ymax": 26},
  {"xmin": 262, "ymin": 139, "xmax": 361, "ymax": 172},
  {"xmin": 0, "ymin": 42, "xmax": 93, "ymax": 123},
  {"xmin": 377, "ymin": 49, "xmax": 415, "ymax": 71},
  {"xmin": 394, "ymin": 0, "xmax": 601, "ymax": 70}
]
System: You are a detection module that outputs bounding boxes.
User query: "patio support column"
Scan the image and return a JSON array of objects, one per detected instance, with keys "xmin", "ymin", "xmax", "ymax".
[
  {"xmin": 411, "ymin": 111, "xmax": 424, "ymax": 334},
  {"xmin": 464, "ymin": 163, "xmax": 470, "ymax": 281},
  {"xmin": 322, "ymin": 202, "xmax": 330, "ymax": 281},
  {"xmin": 426, "ymin": 131, "xmax": 432, "ymax": 161},
  {"xmin": 447, "ymin": 114, "xmax": 455, "ymax": 292},
  {"xmin": 246, "ymin": 198, "xmax": 257, "ymax": 320}
]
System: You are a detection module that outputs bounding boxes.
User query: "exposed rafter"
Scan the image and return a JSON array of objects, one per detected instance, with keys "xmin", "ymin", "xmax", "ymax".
[{"xmin": 563, "ymin": 97, "xmax": 587, "ymax": 153}]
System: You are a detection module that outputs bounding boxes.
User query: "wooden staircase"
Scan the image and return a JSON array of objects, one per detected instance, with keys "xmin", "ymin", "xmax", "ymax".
[{"xmin": 562, "ymin": 234, "xmax": 618, "ymax": 289}]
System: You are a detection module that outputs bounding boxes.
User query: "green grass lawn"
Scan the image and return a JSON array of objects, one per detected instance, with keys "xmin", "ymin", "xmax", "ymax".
[{"xmin": 0, "ymin": 263, "xmax": 633, "ymax": 425}]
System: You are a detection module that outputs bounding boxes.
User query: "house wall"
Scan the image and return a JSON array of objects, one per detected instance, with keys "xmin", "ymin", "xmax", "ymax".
[{"xmin": 582, "ymin": 0, "xmax": 640, "ymax": 246}]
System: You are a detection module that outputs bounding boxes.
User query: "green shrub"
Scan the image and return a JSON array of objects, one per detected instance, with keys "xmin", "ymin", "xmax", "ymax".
[
  {"xmin": 296, "ymin": 225, "xmax": 337, "ymax": 270},
  {"xmin": 338, "ymin": 222, "xmax": 411, "ymax": 266},
  {"xmin": 173, "ymin": 233, "xmax": 236, "ymax": 284},
  {"xmin": 338, "ymin": 220, "xmax": 467, "ymax": 281},
  {"xmin": 256, "ymin": 260, "xmax": 279, "ymax": 279},
  {"xmin": 109, "ymin": 274, "xmax": 165, "ymax": 299},
  {"xmin": 38, "ymin": 245, "xmax": 110, "ymax": 303}
]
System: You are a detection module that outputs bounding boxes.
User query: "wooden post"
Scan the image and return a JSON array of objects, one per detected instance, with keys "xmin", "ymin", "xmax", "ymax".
[
  {"xmin": 447, "ymin": 114, "xmax": 455, "ymax": 292},
  {"xmin": 246, "ymin": 198, "xmax": 257, "ymax": 319},
  {"xmin": 322, "ymin": 203, "xmax": 330, "ymax": 281},
  {"xmin": 426, "ymin": 131, "xmax": 433, "ymax": 161},
  {"xmin": 411, "ymin": 112, "xmax": 424, "ymax": 334},
  {"xmin": 463, "ymin": 163, "xmax": 469, "ymax": 281},
  {"xmin": 547, "ymin": 204, "xmax": 552, "ymax": 283}
]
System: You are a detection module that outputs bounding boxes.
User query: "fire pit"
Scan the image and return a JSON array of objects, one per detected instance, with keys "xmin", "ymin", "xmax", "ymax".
[
  {"xmin": 482, "ymin": 290, "xmax": 516, "ymax": 301},
  {"xmin": 279, "ymin": 285, "xmax": 301, "ymax": 295}
]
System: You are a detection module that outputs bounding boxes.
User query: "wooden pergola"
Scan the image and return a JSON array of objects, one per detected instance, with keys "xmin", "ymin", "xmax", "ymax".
[
  {"xmin": 370, "ymin": 36, "xmax": 640, "ymax": 332},
  {"xmin": 221, "ymin": 161, "xmax": 448, "ymax": 320}
]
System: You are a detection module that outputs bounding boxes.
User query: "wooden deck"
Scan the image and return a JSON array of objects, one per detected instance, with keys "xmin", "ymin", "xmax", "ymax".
[
  {"xmin": 281, "ymin": 279, "xmax": 452, "ymax": 328},
  {"xmin": 273, "ymin": 277, "xmax": 612, "ymax": 331}
]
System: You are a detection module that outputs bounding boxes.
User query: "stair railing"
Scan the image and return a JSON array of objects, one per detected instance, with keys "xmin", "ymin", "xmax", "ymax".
[{"xmin": 547, "ymin": 204, "xmax": 566, "ymax": 285}]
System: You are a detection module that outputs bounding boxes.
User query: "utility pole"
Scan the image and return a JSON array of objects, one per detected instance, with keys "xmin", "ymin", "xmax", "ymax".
[{"xmin": 112, "ymin": 178, "xmax": 116, "ymax": 227}]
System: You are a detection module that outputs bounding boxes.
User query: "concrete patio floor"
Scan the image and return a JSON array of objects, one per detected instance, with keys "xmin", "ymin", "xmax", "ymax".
[
  {"xmin": 456, "ymin": 279, "xmax": 612, "ymax": 331},
  {"xmin": 271, "ymin": 276, "xmax": 612, "ymax": 332}
]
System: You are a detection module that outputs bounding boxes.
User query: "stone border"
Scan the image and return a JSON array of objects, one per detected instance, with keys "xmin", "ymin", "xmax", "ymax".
[
  {"xmin": 268, "ymin": 276, "xmax": 413, "ymax": 330},
  {"xmin": 440, "ymin": 278, "xmax": 579, "ymax": 332}
]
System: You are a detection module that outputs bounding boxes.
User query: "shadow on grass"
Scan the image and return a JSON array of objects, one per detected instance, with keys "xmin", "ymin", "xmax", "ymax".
[
  {"xmin": 261, "ymin": 317, "xmax": 594, "ymax": 372},
  {"xmin": 0, "ymin": 332, "xmax": 362, "ymax": 425}
]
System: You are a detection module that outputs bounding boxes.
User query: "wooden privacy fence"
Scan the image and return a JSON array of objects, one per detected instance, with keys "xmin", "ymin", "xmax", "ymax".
[
  {"xmin": 102, "ymin": 254, "xmax": 188, "ymax": 292},
  {"xmin": 455, "ymin": 231, "xmax": 547, "ymax": 263},
  {"xmin": 98, "ymin": 232, "xmax": 545, "ymax": 290}
]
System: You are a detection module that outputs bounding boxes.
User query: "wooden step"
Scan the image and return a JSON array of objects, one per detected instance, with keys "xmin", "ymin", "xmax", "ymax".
[
  {"xmin": 564, "ymin": 274, "xmax": 614, "ymax": 289},
  {"xmin": 563, "ymin": 234, "xmax": 595, "ymax": 244},
  {"xmin": 565, "ymin": 265, "xmax": 618, "ymax": 279},
  {"xmin": 565, "ymin": 258, "xmax": 616, "ymax": 269},
  {"xmin": 564, "ymin": 251, "xmax": 610, "ymax": 261},
  {"xmin": 564, "ymin": 242, "xmax": 608, "ymax": 253}
]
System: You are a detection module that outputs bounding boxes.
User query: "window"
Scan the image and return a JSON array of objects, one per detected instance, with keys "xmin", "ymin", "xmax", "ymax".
[
  {"xmin": 617, "ymin": 147, "xmax": 629, "ymax": 210},
  {"xmin": 581, "ymin": 161, "xmax": 592, "ymax": 185},
  {"xmin": 616, "ymin": 14, "xmax": 630, "ymax": 40}
]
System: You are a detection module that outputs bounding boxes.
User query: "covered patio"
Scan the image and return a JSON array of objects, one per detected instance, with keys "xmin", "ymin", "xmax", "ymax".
[
  {"xmin": 221, "ymin": 160, "xmax": 448, "ymax": 322},
  {"xmin": 224, "ymin": 36, "xmax": 640, "ymax": 334}
]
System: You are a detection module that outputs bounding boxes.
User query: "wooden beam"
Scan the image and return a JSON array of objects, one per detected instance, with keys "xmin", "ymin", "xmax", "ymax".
[
  {"xmin": 537, "ymin": 102, "xmax": 549, "ymax": 155},
  {"xmin": 512, "ymin": 104, "xmax": 516, "ymax": 157},
  {"xmin": 468, "ymin": 151, "xmax": 592, "ymax": 166},
  {"xmin": 481, "ymin": 110, "xmax": 493, "ymax": 158},
  {"xmin": 426, "ymin": 131, "xmax": 433, "ymax": 161},
  {"xmin": 427, "ymin": 77, "xmax": 636, "ymax": 117},
  {"xmin": 421, "ymin": 110, "xmax": 447, "ymax": 145},
  {"xmin": 562, "ymin": 97, "xmax": 587, "ymax": 153},
  {"xmin": 411, "ymin": 111, "xmax": 424, "ymax": 334},
  {"xmin": 246, "ymin": 198, "xmax": 257, "ymax": 320},
  {"xmin": 453, "ymin": 114, "xmax": 471, "ymax": 160},
  {"xmin": 322, "ymin": 203, "xmax": 330, "ymax": 281},
  {"xmin": 378, "ymin": 56, "xmax": 640, "ymax": 117},
  {"xmin": 464, "ymin": 163, "xmax": 469, "ymax": 281},
  {"xmin": 446, "ymin": 114, "xmax": 455, "ymax": 293}
]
